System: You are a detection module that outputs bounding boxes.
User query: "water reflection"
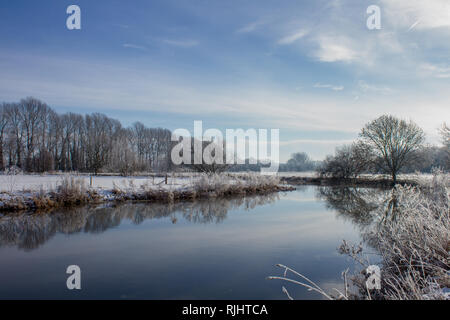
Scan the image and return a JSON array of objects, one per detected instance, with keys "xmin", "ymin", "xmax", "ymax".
[
  {"xmin": 316, "ymin": 187, "xmax": 384, "ymax": 228},
  {"xmin": 316, "ymin": 186, "xmax": 401, "ymax": 254},
  {"xmin": 0, "ymin": 186, "xmax": 394, "ymax": 252},
  {"xmin": 0, "ymin": 187, "xmax": 391, "ymax": 299},
  {"xmin": 381, "ymin": 190, "xmax": 401, "ymax": 223},
  {"xmin": 0, "ymin": 194, "xmax": 279, "ymax": 250}
]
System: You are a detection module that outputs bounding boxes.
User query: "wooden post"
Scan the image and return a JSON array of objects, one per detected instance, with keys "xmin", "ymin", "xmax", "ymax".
[{"xmin": 90, "ymin": 175, "xmax": 93, "ymax": 187}]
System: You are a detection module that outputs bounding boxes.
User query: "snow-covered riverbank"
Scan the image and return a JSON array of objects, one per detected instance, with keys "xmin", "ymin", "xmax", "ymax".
[
  {"xmin": 0, "ymin": 173, "xmax": 294, "ymax": 212},
  {"xmin": 0, "ymin": 171, "xmax": 433, "ymax": 193}
]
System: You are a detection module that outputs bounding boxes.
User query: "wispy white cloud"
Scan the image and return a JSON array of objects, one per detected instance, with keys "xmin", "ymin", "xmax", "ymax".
[
  {"xmin": 358, "ymin": 80, "xmax": 393, "ymax": 94},
  {"xmin": 407, "ymin": 19, "xmax": 422, "ymax": 32},
  {"xmin": 381, "ymin": 0, "xmax": 450, "ymax": 30},
  {"xmin": 277, "ymin": 29, "xmax": 308, "ymax": 45},
  {"xmin": 313, "ymin": 36, "xmax": 359, "ymax": 62},
  {"xmin": 237, "ymin": 20, "xmax": 267, "ymax": 34},
  {"xmin": 162, "ymin": 39, "xmax": 199, "ymax": 47},
  {"xmin": 314, "ymin": 83, "xmax": 344, "ymax": 91},
  {"xmin": 123, "ymin": 43, "xmax": 146, "ymax": 50},
  {"xmin": 420, "ymin": 63, "xmax": 450, "ymax": 78}
]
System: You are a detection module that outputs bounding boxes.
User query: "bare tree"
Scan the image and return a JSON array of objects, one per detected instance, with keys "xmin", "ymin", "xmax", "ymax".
[
  {"xmin": 35, "ymin": 103, "xmax": 54, "ymax": 172},
  {"xmin": 85, "ymin": 113, "xmax": 121, "ymax": 174},
  {"xmin": 132, "ymin": 122, "xmax": 146, "ymax": 165},
  {"xmin": 19, "ymin": 97, "xmax": 49, "ymax": 172},
  {"xmin": 109, "ymin": 127, "xmax": 138, "ymax": 175},
  {"xmin": 4, "ymin": 103, "xmax": 24, "ymax": 169},
  {"xmin": 318, "ymin": 142, "xmax": 373, "ymax": 179},
  {"xmin": 359, "ymin": 115, "xmax": 425, "ymax": 184},
  {"xmin": 0, "ymin": 104, "xmax": 9, "ymax": 171}
]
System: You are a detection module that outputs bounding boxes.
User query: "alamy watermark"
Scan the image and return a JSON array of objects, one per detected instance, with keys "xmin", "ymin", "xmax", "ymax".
[
  {"xmin": 66, "ymin": 265, "xmax": 81, "ymax": 290},
  {"xmin": 365, "ymin": 265, "xmax": 381, "ymax": 290},
  {"xmin": 66, "ymin": 5, "xmax": 382, "ymax": 31},
  {"xmin": 171, "ymin": 121, "xmax": 279, "ymax": 175},
  {"xmin": 66, "ymin": 5, "xmax": 81, "ymax": 30},
  {"xmin": 367, "ymin": 5, "xmax": 381, "ymax": 30}
]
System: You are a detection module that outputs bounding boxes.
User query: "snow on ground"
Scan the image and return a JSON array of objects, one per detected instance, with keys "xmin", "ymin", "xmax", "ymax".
[
  {"xmin": 0, "ymin": 172, "xmax": 434, "ymax": 193},
  {"xmin": 276, "ymin": 171, "xmax": 317, "ymax": 177},
  {"xmin": 0, "ymin": 174, "xmax": 193, "ymax": 193}
]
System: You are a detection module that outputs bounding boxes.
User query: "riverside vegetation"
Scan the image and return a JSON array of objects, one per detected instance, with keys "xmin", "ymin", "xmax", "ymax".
[
  {"xmin": 269, "ymin": 171, "xmax": 449, "ymax": 300},
  {"xmin": 0, "ymin": 173, "xmax": 294, "ymax": 212}
]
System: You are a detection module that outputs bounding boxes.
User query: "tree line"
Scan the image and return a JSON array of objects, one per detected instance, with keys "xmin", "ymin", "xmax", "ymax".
[
  {"xmin": 318, "ymin": 115, "xmax": 449, "ymax": 183},
  {"xmin": 193, "ymin": 115, "xmax": 449, "ymax": 180},
  {"xmin": 1, "ymin": 99, "xmax": 447, "ymax": 180},
  {"xmin": 0, "ymin": 97, "xmax": 174, "ymax": 174}
]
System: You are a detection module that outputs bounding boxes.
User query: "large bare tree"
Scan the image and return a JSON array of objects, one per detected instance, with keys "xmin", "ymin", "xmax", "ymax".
[{"xmin": 359, "ymin": 115, "xmax": 425, "ymax": 184}]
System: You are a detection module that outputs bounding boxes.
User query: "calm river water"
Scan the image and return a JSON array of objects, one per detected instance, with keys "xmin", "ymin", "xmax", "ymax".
[{"xmin": 0, "ymin": 186, "xmax": 381, "ymax": 299}]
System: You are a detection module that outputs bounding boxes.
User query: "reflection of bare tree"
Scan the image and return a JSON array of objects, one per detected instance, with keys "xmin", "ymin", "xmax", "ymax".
[
  {"xmin": 180, "ymin": 194, "xmax": 279, "ymax": 224},
  {"xmin": 0, "ymin": 193, "xmax": 279, "ymax": 250},
  {"xmin": 316, "ymin": 187, "xmax": 385, "ymax": 228},
  {"xmin": 381, "ymin": 190, "xmax": 399, "ymax": 224}
]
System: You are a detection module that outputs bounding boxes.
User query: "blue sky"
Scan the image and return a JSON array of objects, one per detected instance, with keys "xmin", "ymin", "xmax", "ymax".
[{"xmin": 1, "ymin": 0, "xmax": 449, "ymax": 161}]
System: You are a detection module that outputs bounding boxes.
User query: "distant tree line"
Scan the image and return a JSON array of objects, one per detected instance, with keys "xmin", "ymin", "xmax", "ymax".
[
  {"xmin": 0, "ymin": 97, "xmax": 174, "ymax": 174},
  {"xmin": 227, "ymin": 152, "xmax": 319, "ymax": 173},
  {"xmin": 280, "ymin": 152, "xmax": 320, "ymax": 172}
]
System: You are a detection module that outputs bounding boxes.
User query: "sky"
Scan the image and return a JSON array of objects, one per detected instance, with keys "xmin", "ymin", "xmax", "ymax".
[{"xmin": 0, "ymin": 0, "xmax": 449, "ymax": 161}]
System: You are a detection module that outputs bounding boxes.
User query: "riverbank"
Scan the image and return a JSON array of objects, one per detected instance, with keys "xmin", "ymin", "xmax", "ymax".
[
  {"xmin": 350, "ymin": 172, "xmax": 450, "ymax": 299},
  {"xmin": 280, "ymin": 175, "xmax": 419, "ymax": 188},
  {"xmin": 0, "ymin": 171, "xmax": 428, "ymax": 192},
  {"xmin": 0, "ymin": 174, "xmax": 295, "ymax": 213}
]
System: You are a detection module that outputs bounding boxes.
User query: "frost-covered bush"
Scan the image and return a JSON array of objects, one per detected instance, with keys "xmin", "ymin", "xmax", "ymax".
[
  {"xmin": 193, "ymin": 173, "xmax": 281, "ymax": 195},
  {"xmin": 270, "ymin": 171, "xmax": 449, "ymax": 300},
  {"xmin": 53, "ymin": 175, "xmax": 91, "ymax": 204},
  {"xmin": 340, "ymin": 171, "xmax": 449, "ymax": 299},
  {"xmin": 363, "ymin": 171, "xmax": 449, "ymax": 299}
]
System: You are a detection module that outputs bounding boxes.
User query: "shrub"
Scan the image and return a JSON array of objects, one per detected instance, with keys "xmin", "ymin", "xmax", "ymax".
[
  {"xmin": 318, "ymin": 143, "xmax": 373, "ymax": 179},
  {"xmin": 52, "ymin": 175, "xmax": 91, "ymax": 205}
]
